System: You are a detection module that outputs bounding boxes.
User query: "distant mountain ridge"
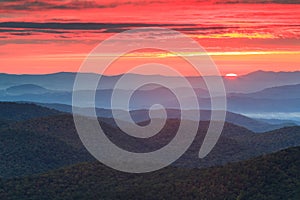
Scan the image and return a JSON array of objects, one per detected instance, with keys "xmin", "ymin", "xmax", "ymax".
[
  {"xmin": 1, "ymin": 70, "xmax": 300, "ymax": 92},
  {"xmin": 230, "ymin": 83, "xmax": 300, "ymax": 99},
  {"xmin": 0, "ymin": 71, "xmax": 299, "ymax": 117},
  {"xmin": 1, "ymin": 83, "xmax": 300, "ymax": 113}
]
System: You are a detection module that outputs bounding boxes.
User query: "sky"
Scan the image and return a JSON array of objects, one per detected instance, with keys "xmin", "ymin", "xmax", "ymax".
[{"xmin": 0, "ymin": 0, "xmax": 299, "ymax": 76}]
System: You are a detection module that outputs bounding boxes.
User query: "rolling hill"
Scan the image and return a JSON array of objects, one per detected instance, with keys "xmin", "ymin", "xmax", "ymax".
[
  {"xmin": 4, "ymin": 112, "xmax": 300, "ymax": 177},
  {"xmin": 0, "ymin": 146, "xmax": 298, "ymax": 199},
  {"xmin": 0, "ymin": 128, "xmax": 93, "ymax": 178},
  {"xmin": 0, "ymin": 102, "xmax": 63, "ymax": 121},
  {"xmin": 0, "ymin": 102, "xmax": 299, "ymax": 178}
]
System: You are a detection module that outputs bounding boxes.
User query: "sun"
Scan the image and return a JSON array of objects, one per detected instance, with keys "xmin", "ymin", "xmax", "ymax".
[{"xmin": 225, "ymin": 73, "xmax": 238, "ymax": 79}]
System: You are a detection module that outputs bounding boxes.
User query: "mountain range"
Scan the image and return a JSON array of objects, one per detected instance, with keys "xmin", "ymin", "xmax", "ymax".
[
  {"xmin": 1, "ymin": 70, "xmax": 300, "ymax": 92},
  {"xmin": 0, "ymin": 71, "xmax": 299, "ymax": 117},
  {"xmin": 0, "ymin": 71, "xmax": 299, "ymax": 199}
]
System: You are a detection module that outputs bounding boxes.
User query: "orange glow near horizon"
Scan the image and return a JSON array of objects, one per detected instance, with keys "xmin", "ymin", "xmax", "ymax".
[{"xmin": 0, "ymin": 1, "xmax": 299, "ymax": 75}]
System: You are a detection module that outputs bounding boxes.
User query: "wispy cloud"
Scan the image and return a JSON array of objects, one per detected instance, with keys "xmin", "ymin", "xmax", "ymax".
[
  {"xmin": 215, "ymin": 0, "xmax": 300, "ymax": 4},
  {"xmin": 0, "ymin": 0, "xmax": 117, "ymax": 11},
  {"xmin": 0, "ymin": 22, "xmax": 196, "ymax": 30},
  {"xmin": 1, "ymin": 0, "xmax": 299, "ymax": 13},
  {"xmin": 0, "ymin": 0, "xmax": 165, "ymax": 11}
]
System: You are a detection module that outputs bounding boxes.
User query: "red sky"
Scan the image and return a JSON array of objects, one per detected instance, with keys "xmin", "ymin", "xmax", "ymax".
[{"xmin": 0, "ymin": 0, "xmax": 299, "ymax": 76}]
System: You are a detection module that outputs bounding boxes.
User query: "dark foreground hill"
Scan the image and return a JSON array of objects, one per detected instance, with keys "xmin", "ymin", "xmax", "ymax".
[{"xmin": 0, "ymin": 146, "xmax": 299, "ymax": 200}]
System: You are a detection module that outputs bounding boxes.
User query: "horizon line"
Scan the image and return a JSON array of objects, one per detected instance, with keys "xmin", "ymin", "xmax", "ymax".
[{"xmin": 1, "ymin": 70, "xmax": 300, "ymax": 77}]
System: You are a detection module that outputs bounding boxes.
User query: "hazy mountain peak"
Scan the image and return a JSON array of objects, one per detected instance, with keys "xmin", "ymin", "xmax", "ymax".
[{"xmin": 6, "ymin": 84, "xmax": 50, "ymax": 95}]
